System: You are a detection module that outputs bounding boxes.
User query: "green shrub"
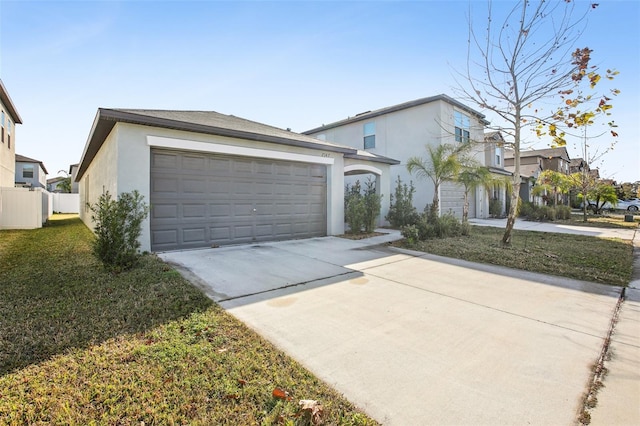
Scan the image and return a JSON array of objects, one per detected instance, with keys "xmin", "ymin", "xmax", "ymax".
[
  {"xmin": 556, "ymin": 205, "xmax": 572, "ymax": 220},
  {"xmin": 520, "ymin": 202, "xmax": 573, "ymax": 222},
  {"xmin": 489, "ymin": 198, "xmax": 503, "ymax": 218},
  {"xmin": 404, "ymin": 211, "xmax": 468, "ymax": 242},
  {"xmin": 363, "ymin": 178, "xmax": 382, "ymax": 233},
  {"xmin": 386, "ymin": 176, "xmax": 419, "ymax": 228},
  {"xmin": 401, "ymin": 224, "xmax": 420, "ymax": 246},
  {"xmin": 345, "ymin": 178, "xmax": 382, "ymax": 234},
  {"xmin": 88, "ymin": 190, "xmax": 149, "ymax": 271}
]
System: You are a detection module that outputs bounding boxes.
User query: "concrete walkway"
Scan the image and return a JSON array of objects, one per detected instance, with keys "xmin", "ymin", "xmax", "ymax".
[
  {"xmin": 160, "ymin": 220, "xmax": 638, "ymax": 425},
  {"xmin": 469, "ymin": 217, "xmax": 637, "ymax": 240}
]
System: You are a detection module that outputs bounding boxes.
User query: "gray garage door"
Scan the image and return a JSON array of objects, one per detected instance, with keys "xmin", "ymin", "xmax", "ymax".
[
  {"xmin": 150, "ymin": 149, "xmax": 327, "ymax": 251},
  {"xmin": 440, "ymin": 181, "xmax": 475, "ymax": 219}
]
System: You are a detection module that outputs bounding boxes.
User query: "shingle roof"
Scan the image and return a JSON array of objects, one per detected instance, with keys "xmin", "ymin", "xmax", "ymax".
[
  {"xmin": 504, "ymin": 164, "xmax": 541, "ymax": 178},
  {"xmin": 505, "ymin": 147, "xmax": 570, "ymax": 162},
  {"xmin": 302, "ymin": 94, "xmax": 489, "ymax": 134},
  {"xmin": 15, "ymin": 154, "xmax": 48, "ymax": 174},
  {"xmin": 77, "ymin": 109, "xmax": 399, "ymax": 180}
]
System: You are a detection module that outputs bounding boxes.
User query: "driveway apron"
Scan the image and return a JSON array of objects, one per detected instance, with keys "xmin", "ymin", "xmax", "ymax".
[{"xmin": 160, "ymin": 231, "xmax": 625, "ymax": 425}]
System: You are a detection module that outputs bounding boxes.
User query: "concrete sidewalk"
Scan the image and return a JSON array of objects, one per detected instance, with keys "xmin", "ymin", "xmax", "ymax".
[
  {"xmin": 160, "ymin": 223, "xmax": 635, "ymax": 425},
  {"xmin": 469, "ymin": 217, "xmax": 637, "ymax": 240}
]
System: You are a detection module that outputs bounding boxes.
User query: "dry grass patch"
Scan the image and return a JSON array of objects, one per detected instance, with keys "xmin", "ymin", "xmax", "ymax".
[
  {"xmin": 0, "ymin": 215, "xmax": 377, "ymax": 425},
  {"xmin": 395, "ymin": 225, "xmax": 633, "ymax": 287}
]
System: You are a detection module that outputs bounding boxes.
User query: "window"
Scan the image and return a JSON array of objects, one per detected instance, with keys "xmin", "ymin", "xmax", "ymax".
[
  {"xmin": 316, "ymin": 133, "xmax": 326, "ymax": 141},
  {"xmin": 6, "ymin": 120, "xmax": 10, "ymax": 149},
  {"xmin": 363, "ymin": 122, "xmax": 375, "ymax": 149},
  {"xmin": 23, "ymin": 165, "xmax": 34, "ymax": 179},
  {"xmin": 1, "ymin": 111, "xmax": 4, "ymax": 144},
  {"xmin": 454, "ymin": 111, "xmax": 470, "ymax": 144},
  {"xmin": 496, "ymin": 152, "xmax": 501, "ymax": 166}
]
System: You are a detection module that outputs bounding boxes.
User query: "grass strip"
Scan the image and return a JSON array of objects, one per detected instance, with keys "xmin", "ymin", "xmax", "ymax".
[
  {"xmin": 395, "ymin": 225, "xmax": 634, "ymax": 287},
  {"xmin": 0, "ymin": 215, "xmax": 377, "ymax": 425}
]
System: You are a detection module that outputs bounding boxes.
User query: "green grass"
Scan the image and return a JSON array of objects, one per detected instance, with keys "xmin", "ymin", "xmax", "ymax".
[
  {"xmin": 0, "ymin": 215, "xmax": 377, "ymax": 425},
  {"xmin": 396, "ymin": 225, "xmax": 634, "ymax": 287},
  {"xmin": 564, "ymin": 212, "xmax": 640, "ymax": 229}
]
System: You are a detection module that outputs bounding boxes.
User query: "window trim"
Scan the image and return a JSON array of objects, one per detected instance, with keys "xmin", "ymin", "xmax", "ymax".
[
  {"xmin": 454, "ymin": 111, "xmax": 471, "ymax": 144},
  {"xmin": 363, "ymin": 122, "xmax": 375, "ymax": 149},
  {"xmin": 22, "ymin": 165, "xmax": 34, "ymax": 179}
]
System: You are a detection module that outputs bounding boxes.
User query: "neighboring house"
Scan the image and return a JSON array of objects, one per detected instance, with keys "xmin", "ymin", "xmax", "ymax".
[
  {"xmin": 569, "ymin": 157, "xmax": 589, "ymax": 175},
  {"xmin": 0, "ymin": 80, "xmax": 22, "ymax": 187},
  {"xmin": 47, "ymin": 176, "xmax": 67, "ymax": 192},
  {"xmin": 76, "ymin": 108, "xmax": 398, "ymax": 252},
  {"xmin": 303, "ymin": 94, "xmax": 493, "ymax": 219},
  {"xmin": 504, "ymin": 147, "xmax": 573, "ymax": 203},
  {"xmin": 69, "ymin": 163, "xmax": 79, "ymax": 193},
  {"xmin": 15, "ymin": 154, "xmax": 48, "ymax": 189},
  {"xmin": 483, "ymin": 131, "xmax": 513, "ymax": 216}
]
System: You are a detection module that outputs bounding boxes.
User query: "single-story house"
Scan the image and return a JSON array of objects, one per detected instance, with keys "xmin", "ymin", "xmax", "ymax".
[{"xmin": 76, "ymin": 109, "xmax": 398, "ymax": 252}]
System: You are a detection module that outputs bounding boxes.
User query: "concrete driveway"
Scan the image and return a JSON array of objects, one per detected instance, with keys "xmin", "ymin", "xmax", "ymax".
[{"xmin": 159, "ymin": 231, "xmax": 625, "ymax": 425}]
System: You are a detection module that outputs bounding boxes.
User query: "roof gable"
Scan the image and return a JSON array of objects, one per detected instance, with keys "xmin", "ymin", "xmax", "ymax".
[{"xmin": 15, "ymin": 154, "xmax": 48, "ymax": 174}]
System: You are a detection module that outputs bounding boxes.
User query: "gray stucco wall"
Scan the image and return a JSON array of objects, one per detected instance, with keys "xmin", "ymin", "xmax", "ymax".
[{"xmin": 79, "ymin": 123, "xmax": 383, "ymax": 252}]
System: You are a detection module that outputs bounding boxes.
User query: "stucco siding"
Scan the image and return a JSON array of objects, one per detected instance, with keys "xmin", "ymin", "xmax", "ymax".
[
  {"xmin": 308, "ymin": 99, "xmax": 487, "ymax": 215},
  {"xmin": 81, "ymin": 123, "xmax": 356, "ymax": 252},
  {"xmin": 79, "ymin": 125, "xmax": 120, "ymax": 230}
]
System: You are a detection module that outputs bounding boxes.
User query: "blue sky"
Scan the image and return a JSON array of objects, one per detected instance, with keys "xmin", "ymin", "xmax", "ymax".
[{"xmin": 1, "ymin": 0, "xmax": 638, "ymax": 182}]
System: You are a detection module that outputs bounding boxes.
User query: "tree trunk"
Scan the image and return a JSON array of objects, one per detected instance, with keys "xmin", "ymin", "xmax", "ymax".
[
  {"xmin": 502, "ymin": 181, "xmax": 521, "ymax": 245},
  {"xmin": 462, "ymin": 190, "xmax": 469, "ymax": 223},
  {"xmin": 432, "ymin": 183, "xmax": 440, "ymax": 219}
]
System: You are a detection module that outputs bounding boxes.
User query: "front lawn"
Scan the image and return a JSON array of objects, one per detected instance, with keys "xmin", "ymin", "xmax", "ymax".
[
  {"xmin": 0, "ymin": 215, "xmax": 376, "ymax": 425},
  {"xmin": 395, "ymin": 225, "xmax": 634, "ymax": 287},
  {"xmin": 565, "ymin": 212, "xmax": 640, "ymax": 229}
]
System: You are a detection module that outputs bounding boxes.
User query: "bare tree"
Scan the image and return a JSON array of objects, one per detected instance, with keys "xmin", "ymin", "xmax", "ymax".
[{"xmin": 455, "ymin": 0, "xmax": 596, "ymax": 245}]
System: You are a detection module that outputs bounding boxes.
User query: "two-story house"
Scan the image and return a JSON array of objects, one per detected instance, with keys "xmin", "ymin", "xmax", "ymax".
[
  {"xmin": 15, "ymin": 154, "xmax": 48, "ymax": 189},
  {"xmin": 483, "ymin": 131, "xmax": 512, "ymax": 216},
  {"xmin": 304, "ymin": 94, "xmax": 494, "ymax": 219},
  {"xmin": 0, "ymin": 80, "xmax": 23, "ymax": 188},
  {"xmin": 504, "ymin": 147, "xmax": 571, "ymax": 203}
]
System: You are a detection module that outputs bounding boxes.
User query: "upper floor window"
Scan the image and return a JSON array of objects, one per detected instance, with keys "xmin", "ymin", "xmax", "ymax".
[
  {"xmin": 23, "ymin": 165, "xmax": 34, "ymax": 179},
  {"xmin": 496, "ymin": 152, "xmax": 501, "ymax": 166},
  {"xmin": 454, "ymin": 111, "xmax": 470, "ymax": 144},
  {"xmin": 363, "ymin": 122, "xmax": 375, "ymax": 149},
  {"xmin": 1, "ymin": 111, "xmax": 4, "ymax": 144}
]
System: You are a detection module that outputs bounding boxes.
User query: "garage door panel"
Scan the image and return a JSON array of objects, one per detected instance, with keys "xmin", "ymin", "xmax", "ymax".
[
  {"xmin": 183, "ymin": 228, "xmax": 206, "ymax": 243},
  {"xmin": 151, "ymin": 149, "xmax": 327, "ymax": 251},
  {"xmin": 234, "ymin": 159, "xmax": 253, "ymax": 173},
  {"xmin": 182, "ymin": 178, "xmax": 207, "ymax": 194},
  {"xmin": 152, "ymin": 229, "xmax": 178, "ymax": 246},
  {"xmin": 152, "ymin": 152, "xmax": 179, "ymax": 169},
  {"xmin": 183, "ymin": 154, "xmax": 206, "ymax": 168},
  {"xmin": 183, "ymin": 204, "xmax": 206, "ymax": 218},
  {"xmin": 255, "ymin": 182, "xmax": 274, "ymax": 195},
  {"xmin": 152, "ymin": 204, "xmax": 179, "ymax": 219},
  {"xmin": 153, "ymin": 177, "xmax": 179, "ymax": 194}
]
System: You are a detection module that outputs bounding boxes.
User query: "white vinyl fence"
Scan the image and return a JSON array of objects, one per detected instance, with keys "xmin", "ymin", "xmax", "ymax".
[
  {"xmin": 0, "ymin": 187, "xmax": 51, "ymax": 229},
  {"xmin": 51, "ymin": 192, "xmax": 80, "ymax": 213}
]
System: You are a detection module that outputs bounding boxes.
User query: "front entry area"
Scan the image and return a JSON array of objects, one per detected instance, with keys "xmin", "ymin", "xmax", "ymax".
[{"xmin": 150, "ymin": 149, "xmax": 327, "ymax": 251}]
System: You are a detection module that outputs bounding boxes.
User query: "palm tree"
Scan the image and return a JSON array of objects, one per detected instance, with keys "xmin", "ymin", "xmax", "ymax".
[
  {"xmin": 407, "ymin": 143, "xmax": 463, "ymax": 217},
  {"xmin": 456, "ymin": 165, "xmax": 509, "ymax": 223},
  {"xmin": 532, "ymin": 170, "xmax": 570, "ymax": 206}
]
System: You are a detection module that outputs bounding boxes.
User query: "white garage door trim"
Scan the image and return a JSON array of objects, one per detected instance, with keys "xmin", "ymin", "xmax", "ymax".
[{"xmin": 147, "ymin": 135, "xmax": 334, "ymax": 165}]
